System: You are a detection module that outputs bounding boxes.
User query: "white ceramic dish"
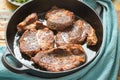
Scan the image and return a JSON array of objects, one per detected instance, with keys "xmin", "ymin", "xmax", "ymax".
[{"xmin": 8, "ymin": 0, "xmax": 32, "ymax": 6}]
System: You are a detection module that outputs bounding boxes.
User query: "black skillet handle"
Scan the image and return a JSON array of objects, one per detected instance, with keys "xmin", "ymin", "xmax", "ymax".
[{"xmin": 2, "ymin": 49, "xmax": 29, "ymax": 73}]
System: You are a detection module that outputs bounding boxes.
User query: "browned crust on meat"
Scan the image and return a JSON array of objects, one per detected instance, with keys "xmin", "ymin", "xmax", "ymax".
[
  {"xmin": 36, "ymin": 28, "xmax": 54, "ymax": 50},
  {"xmin": 86, "ymin": 26, "xmax": 98, "ymax": 46},
  {"xmin": 17, "ymin": 13, "xmax": 46, "ymax": 34},
  {"xmin": 17, "ymin": 13, "xmax": 38, "ymax": 33},
  {"xmin": 56, "ymin": 20, "xmax": 98, "ymax": 46},
  {"xmin": 46, "ymin": 7, "xmax": 75, "ymax": 30},
  {"xmin": 56, "ymin": 20, "xmax": 87, "ymax": 46},
  {"xmin": 31, "ymin": 44, "xmax": 86, "ymax": 72},
  {"xmin": 19, "ymin": 28, "xmax": 54, "ymax": 57},
  {"xmin": 74, "ymin": 20, "xmax": 98, "ymax": 46},
  {"xmin": 19, "ymin": 29, "xmax": 40, "ymax": 57}
]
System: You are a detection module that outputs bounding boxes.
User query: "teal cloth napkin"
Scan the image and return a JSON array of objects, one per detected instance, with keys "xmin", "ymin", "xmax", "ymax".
[{"xmin": 0, "ymin": 0, "xmax": 120, "ymax": 80}]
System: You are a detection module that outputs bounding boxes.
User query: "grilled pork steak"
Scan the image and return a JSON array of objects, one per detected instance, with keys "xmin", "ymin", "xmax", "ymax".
[
  {"xmin": 17, "ymin": 13, "xmax": 45, "ymax": 34},
  {"xmin": 32, "ymin": 44, "xmax": 86, "ymax": 72},
  {"xmin": 46, "ymin": 7, "xmax": 75, "ymax": 31},
  {"xmin": 56, "ymin": 20, "xmax": 98, "ymax": 46},
  {"xmin": 86, "ymin": 26, "xmax": 98, "ymax": 46},
  {"xmin": 36, "ymin": 28, "xmax": 54, "ymax": 50},
  {"xmin": 19, "ymin": 28, "xmax": 54, "ymax": 57}
]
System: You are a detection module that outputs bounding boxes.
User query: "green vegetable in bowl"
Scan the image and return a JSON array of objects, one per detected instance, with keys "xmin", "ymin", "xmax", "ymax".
[{"xmin": 11, "ymin": 0, "xmax": 28, "ymax": 3}]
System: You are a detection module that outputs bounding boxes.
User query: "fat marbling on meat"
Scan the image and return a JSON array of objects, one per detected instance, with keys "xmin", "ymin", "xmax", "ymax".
[
  {"xmin": 19, "ymin": 28, "xmax": 54, "ymax": 57},
  {"xmin": 46, "ymin": 6, "xmax": 75, "ymax": 31},
  {"xmin": 17, "ymin": 13, "xmax": 45, "ymax": 34},
  {"xmin": 56, "ymin": 20, "xmax": 98, "ymax": 46},
  {"xmin": 32, "ymin": 44, "xmax": 86, "ymax": 72}
]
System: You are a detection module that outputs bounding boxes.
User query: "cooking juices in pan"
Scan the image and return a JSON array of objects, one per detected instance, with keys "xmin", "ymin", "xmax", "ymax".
[{"xmin": 13, "ymin": 6, "xmax": 98, "ymax": 72}]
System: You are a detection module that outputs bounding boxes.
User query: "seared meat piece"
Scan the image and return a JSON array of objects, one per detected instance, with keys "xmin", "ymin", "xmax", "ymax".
[
  {"xmin": 56, "ymin": 20, "xmax": 98, "ymax": 46},
  {"xmin": 19, "ymin": 28, "xmax": 54, "ymax": 57},
  {"xmin": 19, "ymin": 29, "xmax": 39, "ymax": 56},
  {"xmin": 36, "ymin": 28, "xmax": 54, "ymax": 50},
  {"xmin": 86, "ymin": 26, "xmax": 98, "ymax": 46},
  {"xmin": 32, "ymin": 44, "xmax": 86, "ymax": 72},
  {"xmin": 56, "ymin": 20, "xmax": 87, "ymax": 46},
  {"xmin": 17, "ymin": 13, "xmax": 45, "ymax": 33},
  {"xmin": 22, "ymin": 21, "xmax": 45, "ymax": 31},
  {"xmin": 46, "ymin": 7, "xmax": 75, "ymax": 30},
  {"xmin": 17, "ymin": 13, "xmax": 38, "ymax": 33}
]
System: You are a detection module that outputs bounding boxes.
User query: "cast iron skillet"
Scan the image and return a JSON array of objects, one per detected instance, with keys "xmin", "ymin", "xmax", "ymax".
[{"xmin": 2, "ymin": 0, "xmax": 103, "ymax": 78}]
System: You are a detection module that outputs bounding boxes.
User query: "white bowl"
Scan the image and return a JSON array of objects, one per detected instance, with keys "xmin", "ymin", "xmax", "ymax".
[{"xmin": 7, "ymin": 0, "xmax": 32, "ymax": 6}]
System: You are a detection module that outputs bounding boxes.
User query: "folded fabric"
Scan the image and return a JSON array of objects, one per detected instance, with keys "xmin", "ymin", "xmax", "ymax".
[{"xmin": 0, "ymin": 0, "xmax": 120, "ymax": 80}]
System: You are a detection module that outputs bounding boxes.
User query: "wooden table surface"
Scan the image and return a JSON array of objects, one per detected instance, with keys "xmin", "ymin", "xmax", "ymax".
[
  {"xmin": 0, "ymin": 0, "xmax": 17, "ymax": 46},
  {"xmin": 0, "ymin": 0, "xmax": 120, "ymax": 79}
]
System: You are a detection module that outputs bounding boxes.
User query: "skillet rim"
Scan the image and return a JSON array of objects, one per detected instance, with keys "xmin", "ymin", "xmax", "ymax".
[{"xmin": 5, "ymin": 0, "xmax": 103, "ymax": 74}]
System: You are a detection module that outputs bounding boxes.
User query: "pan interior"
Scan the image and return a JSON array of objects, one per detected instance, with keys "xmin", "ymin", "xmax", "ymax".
[{"xmin": 13, "ymin": 12, "xmax": 98, "ymax": 72}]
